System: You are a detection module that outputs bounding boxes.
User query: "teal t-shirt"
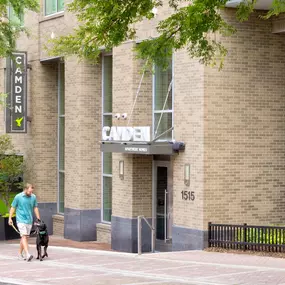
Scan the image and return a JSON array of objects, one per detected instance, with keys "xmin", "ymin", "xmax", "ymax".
[{"xmin": 11, "ymin": 192, "xmax": 38, "ymax": 225}]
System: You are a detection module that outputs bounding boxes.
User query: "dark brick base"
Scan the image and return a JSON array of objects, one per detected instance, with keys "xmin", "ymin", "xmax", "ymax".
[
  {"xmin": 172, "ymin": 225, "xmax": 208, "ymax": 251},
  {"xmin": 37, "ymin": 203, "xmax": 57, "ymax": 235},
  {"xmin": 111, "ymin": 216, "xmax": 151, "ymax": 253},
  {"xmin": 64, "ymin": 208, "xmax": 101, "ymax": 241}
]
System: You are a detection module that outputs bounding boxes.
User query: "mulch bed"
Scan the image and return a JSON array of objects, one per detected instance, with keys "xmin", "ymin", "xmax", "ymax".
[{"xmin": 205, "ymin": 247, "xmax": 285, "ymax": 258}]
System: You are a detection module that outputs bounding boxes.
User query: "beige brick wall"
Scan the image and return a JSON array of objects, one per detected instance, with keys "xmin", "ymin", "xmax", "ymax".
[
  {"xmin": 112, "ymin": 43, "xmax": 153, "ymax": 219},
  {"xmin": 112, "ymin": 42, "xmax": 136, "ymax": 122},
  {"xmin": 204, "ymin": 10, "xmax": 285, "ymax": 227},
  {"xmin": 39, "ymin": 0, "xmax": 76, "ymax": 60},
  {"xmin": 39, "ymin": 16, "xmax": 67, "ymax": 60},
  {"xmin": 0, "ymin": 7, "xmax": 102, "ymax": 210},
  {"xmin": 0, "ymin": 60, "xmax": 58, "ymax": 203},
  {"xmin": 135, "ymin": 0, "xmax": 176, "ymax": 40},
  {"xmin": 132, "ymin": 155, "xmax": 153, "ymax": 217},
  {"xmin": 96, "ymin": 223, "xmax": 111, "ymax": 244},
  {"xmin": 52, "ymin": 214, "xmax": 64, "ymax": 236},
  {"xmin": 173, "ymin": 52, "xmax": 205, "ymax": 230},
  {"xmin": 24, "ymin": 61, "xmax": 58, "ymax": 202},
  {"xmin": 130, "ymin": 58, "xmax": 153, "ymax": 128},
  {"xmin": 0, "ymin": 9, "xmax": 59, "ymax": 203},
  {"xmin": 112, "ymin": 154, "xmax": 153, "ymax": 219},
  {"xmin": 16, "ymin": 10, "xmax": 39, "ymax": 62},
  {"xmin": 112, "ymin": 43, "xmax": 140, "ymax": 219},
  {"xmin": 64, "ymin": 58, "xmax": 102, "ymax": 210},
  {"xmin": 112, "ymin": 153, "xmax": 134, "ymax": 218}
]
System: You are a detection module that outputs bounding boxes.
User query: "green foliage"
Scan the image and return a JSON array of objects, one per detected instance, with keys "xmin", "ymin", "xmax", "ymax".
[
  {"xmin": 48, "ymin": 0, "xmax": 285, "ymax": 69},
  {"xmin": 236, "ymin": 0, "xmax": 257, "ymax": 22},
  {"xmin": 135, "ymin": 0, "xmax": 236, "ymax": 70},
  {"xmin": 48, "ymin": 0, "xmax": 158, "ymax": 62},
  {"xmin": 0, "ymin": 0, "xmax": 39, "ymax": 57},
  {"xmin": 236, "ymin": 227, "xmax": 285, "ymax": 245},
  {"xmin": 0, "ymin": 191, "xmax": 16, "ymax": 215},
  {"xmin": 0, "ymin": 134, "xmax": 24, "ymax": 214},
  {"xmin": 264, "ymin": 0, "xmax": 285, "ymax": 19}
]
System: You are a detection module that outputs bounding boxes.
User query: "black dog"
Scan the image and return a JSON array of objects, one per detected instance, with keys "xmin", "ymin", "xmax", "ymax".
[{"xmin": 34, "ymin": 220, "xmax": 49, "ymax": 261}]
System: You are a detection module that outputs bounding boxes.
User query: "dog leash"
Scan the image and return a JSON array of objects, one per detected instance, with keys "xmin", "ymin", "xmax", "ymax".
[
  {"xmin": 11, "ymin": 221, "xmax": 44, "ymax": 237},
  {"xmin": 11, "ymin": 223, "xmax": 21, "ymax": 235}
]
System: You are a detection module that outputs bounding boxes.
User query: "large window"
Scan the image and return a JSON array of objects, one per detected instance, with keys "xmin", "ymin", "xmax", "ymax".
[
  {"xmin": 45, "ymin": 0, "xmax": 64, "ymax": 16},
  {"xmin": 58, "ymin": 62, "xmax": 65, "ymax": 213},
  {"xmin": 153, "ymin": 58, "xmax": 173, "ymax": 141},
  {"xmin": 102, "ymin": 55, "xmax": 113, "ymax": 222}
]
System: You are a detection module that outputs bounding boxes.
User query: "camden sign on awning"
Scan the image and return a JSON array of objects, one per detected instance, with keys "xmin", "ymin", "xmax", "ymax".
[{"xmin": 5, "ymin": 52, "xmax": 27, "ymax": 133}]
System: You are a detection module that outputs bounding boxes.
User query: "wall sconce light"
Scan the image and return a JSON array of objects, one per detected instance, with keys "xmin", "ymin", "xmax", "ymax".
[
  {"xmin": 119, "ymin": 160, "xmax": 124, "ymax": 180},
  {"xmin": 152, "ymin": 7, "xmax": 158, "ymax": 16},
  {"xmin": 184, "ymin": 164, "xmax": 190, "ymax": 186}
]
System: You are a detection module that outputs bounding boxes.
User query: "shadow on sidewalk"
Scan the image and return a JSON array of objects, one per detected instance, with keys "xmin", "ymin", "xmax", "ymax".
[{"xmin": 5, "ymin": 235, "xmax": 112, "ymax": 251}]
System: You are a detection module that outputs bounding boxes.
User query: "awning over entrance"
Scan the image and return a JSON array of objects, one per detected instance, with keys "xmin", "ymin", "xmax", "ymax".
[
  {"xmin": 100, "ymin": 141, "xmax": 185, "ymax": 155},
  {"xmin": 40, "ymin": 56, "xmax": 63, "ymax": 64},
  {"xmin": 226, "ymin": 0, "xmax": 271, "ymax": 10}
]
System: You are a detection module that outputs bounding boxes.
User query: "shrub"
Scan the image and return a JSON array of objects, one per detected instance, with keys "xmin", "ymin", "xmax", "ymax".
[
  {"xmin": 0, "ymin": 134, "xmax": 24, "ymax": 215},
  {"xmin": 236, "ymin": 227, "xmax": 285, "ymax": 245}
]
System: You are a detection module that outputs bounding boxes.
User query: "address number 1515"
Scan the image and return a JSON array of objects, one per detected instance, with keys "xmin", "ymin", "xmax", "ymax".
[{"xmin": 181, "ymin": 191, "xmax": 195, "ymax": 201}]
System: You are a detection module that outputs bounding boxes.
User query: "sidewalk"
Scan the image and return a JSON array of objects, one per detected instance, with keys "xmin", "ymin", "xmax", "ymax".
[{"xmin": 1, "ymin": 238, "xmax": 285, "ymax": 285}]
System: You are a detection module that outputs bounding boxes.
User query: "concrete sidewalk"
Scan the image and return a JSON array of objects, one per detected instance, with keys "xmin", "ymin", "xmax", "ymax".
[{"xmin": 1, "ymin": 241, "xmax": 285, "ymax": 285}]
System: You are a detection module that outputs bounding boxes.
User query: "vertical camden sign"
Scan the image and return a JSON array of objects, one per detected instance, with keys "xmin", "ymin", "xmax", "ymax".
[{"xmin": 6, "ymin": 52, "xmax": 27, "ymax": 133}]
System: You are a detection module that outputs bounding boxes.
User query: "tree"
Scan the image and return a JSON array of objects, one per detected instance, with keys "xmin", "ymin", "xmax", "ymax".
[
  {"xmin": 0, "ymin": 134, "xmax": 24, "ymax": 216},
  {"xmin": 0, "ymin": 0, "xmax": 39, "ymax": 57},
  {"xmin": 48, "ymin": 0, "xmax": 284, "ymax": 69}
]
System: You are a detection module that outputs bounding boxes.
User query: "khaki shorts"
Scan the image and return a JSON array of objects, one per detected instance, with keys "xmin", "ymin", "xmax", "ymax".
[{"xmin": 17, "ymin": 223, "xmax": 32, "ymax": 237}]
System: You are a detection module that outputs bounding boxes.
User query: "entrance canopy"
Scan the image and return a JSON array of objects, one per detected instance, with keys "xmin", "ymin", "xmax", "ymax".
[
  {"xmin": 226, "ymin": 0, "xmax": 271, "ymax": 10},
  {"xmin": 100, "ymin": 141, "xmax": 185, "ymax": 155}
]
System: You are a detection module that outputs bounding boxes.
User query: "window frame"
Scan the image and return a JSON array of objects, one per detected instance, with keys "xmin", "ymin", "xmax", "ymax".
[
  {"xmin": 57, "ymin": 62, "xmax": 65, "ymax": 214},
  {"xmin": 101, "ymin": 53, "xmax": 113, "ymax": 224},
  {"xmin": 152, "ymin": 56, "xmax": 174, "ymax": 141},
  {"xmin": 44, "ymin": 0, "xmax": 64, "ymax": 16}
]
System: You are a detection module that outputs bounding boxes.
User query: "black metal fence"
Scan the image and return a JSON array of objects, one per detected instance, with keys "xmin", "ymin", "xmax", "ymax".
[{"xmin": 208, "ymin": 222, "xmax": 285, "ymax": 252}]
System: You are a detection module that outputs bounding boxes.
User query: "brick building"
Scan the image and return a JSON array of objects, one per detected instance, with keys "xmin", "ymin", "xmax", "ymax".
[{"xmin": 1, "ymin": 0, "xmax": 285, "ymax": 252}]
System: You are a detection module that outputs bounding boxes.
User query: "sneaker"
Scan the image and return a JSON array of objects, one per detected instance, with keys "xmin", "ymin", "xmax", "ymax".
[
  {"xmin": 26, "ymin": 254, "xmax": 33, "ymax": 262},
  {"xmin": 18, "ymin": 254, "xmax": 26, "ymax": 261}
]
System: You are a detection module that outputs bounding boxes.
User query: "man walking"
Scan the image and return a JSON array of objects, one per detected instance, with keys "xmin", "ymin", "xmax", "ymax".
[{"xmin": 8, "ymin": 183, "xmax": 40, "ymax": 262}]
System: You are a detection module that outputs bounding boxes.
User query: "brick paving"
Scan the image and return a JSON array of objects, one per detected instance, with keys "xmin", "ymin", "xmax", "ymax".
[{"xmin": 1, "ymin": 238, "xmax": 285, "ymax": 284}]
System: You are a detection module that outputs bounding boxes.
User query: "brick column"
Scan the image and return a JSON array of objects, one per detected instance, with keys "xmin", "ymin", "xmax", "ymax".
[
  {"xmin": 204, "ymin": 11, "xmax": 285, "ymax": 227},
  {"xmin": 172, "ymin": 50, "xmax": 206, "ymax": 250},
  {"xmin": 6, "ymin": 61, "xmax": 59, "ymax": 234},
  {"xmin": 111, "ymin": 43, "xmax": 153, "ymax": 252},
  {"xmin": 64, "ymin": 57, "xmax": 102, "ymax": 241}
]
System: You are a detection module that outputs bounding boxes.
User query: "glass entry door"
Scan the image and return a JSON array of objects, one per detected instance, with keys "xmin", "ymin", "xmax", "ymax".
[{"xmin": 153, "ymin": 161, "xmax": 173, "ymax": 242}]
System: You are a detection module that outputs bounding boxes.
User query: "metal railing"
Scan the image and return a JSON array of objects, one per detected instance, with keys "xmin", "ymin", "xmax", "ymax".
[
  {"xmin": 208, "ymin": 222, "xmax": 285, "ymax": 252},
  {"xmin": 137, "ymin": 215, "xmax": 155, "ymax": 255}
]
